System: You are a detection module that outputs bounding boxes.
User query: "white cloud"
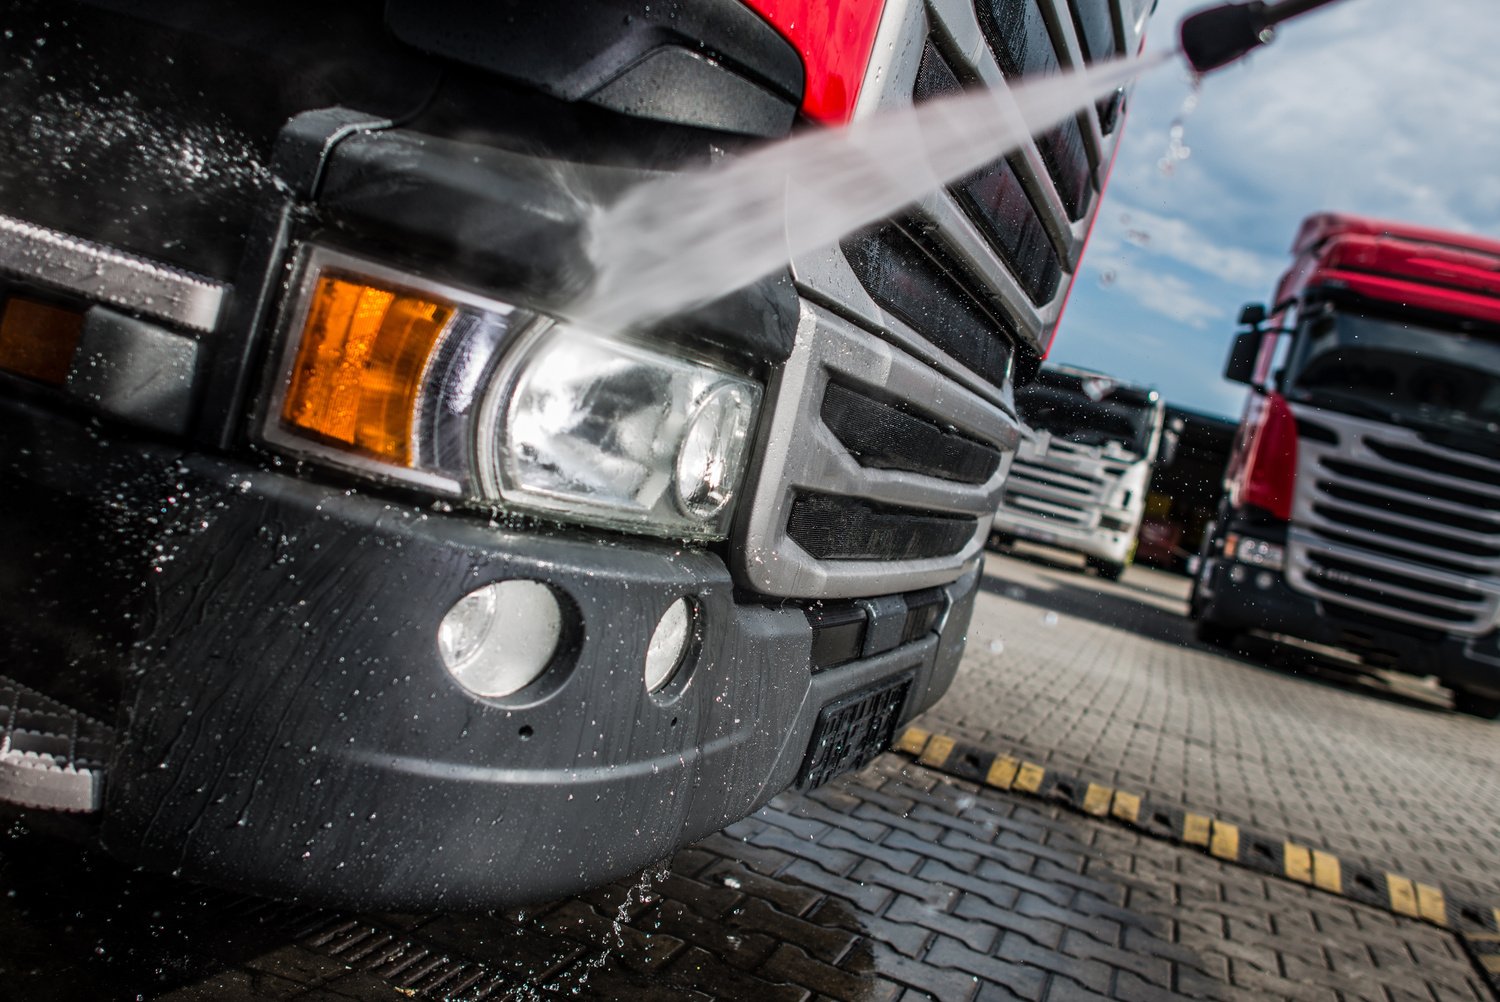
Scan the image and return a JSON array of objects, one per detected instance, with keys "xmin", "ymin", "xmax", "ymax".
[
  {"xmin": 1092, "ymin": 202, "xmax": 1283, "ymax": 289},
  {"xmin": 1084, "ymin": 253, "xmax": 1225, "ymax": 329}
]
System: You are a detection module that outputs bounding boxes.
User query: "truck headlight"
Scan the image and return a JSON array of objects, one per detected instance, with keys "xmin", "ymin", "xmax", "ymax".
[
  {"xmin": 1225, "ymin": 533, "xmax": 1285, "ymax": 570},
  {"xmin": 483, "ymin": 327, "xmax": 760, "ymax": 538},
  {"xmin": 266, "ymin": 248, "xmax": 761, "ymax": 539}
]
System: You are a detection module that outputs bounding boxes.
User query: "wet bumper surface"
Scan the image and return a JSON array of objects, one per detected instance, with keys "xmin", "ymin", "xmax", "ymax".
[{"xmin": 1, "ymin": 550, "xmax": 1496, "ymax": 999}]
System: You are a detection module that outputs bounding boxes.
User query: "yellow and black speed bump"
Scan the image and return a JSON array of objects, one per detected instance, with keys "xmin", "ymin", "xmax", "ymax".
[{"xmin": 893, "ymin": 726, "xmax": 1500, "ymax": 996}]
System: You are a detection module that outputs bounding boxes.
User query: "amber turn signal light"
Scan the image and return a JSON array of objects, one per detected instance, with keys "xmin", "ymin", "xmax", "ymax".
[
  {"xmin": 0, "ymin": 297, "xmax": 85, "ymax": 387},
  {"xmin": 280, "ymin": 275, "xmax": 453, "ymax": 465}
]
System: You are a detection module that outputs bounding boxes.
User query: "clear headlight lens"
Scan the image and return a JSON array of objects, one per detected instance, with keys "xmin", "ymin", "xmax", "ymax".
[
  {"xmin": 266, "ymin": 248, "xmax": 762, "ymax": 539},
  {"xmin": 487, "ymin": 328, "xmax": 760, "ymax": 538}
]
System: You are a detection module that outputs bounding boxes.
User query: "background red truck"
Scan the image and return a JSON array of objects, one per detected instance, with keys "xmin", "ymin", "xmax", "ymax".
[{"xmin": 1190, "ymin": 212, "xmax": 1500, "ymax": 717}]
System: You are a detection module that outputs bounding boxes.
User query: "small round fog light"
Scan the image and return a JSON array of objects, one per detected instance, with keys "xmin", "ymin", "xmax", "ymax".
[
  {"xmin": 675, "ymin": 383, "xmax": 756, "ymax": 520},
  {"xmin": 438, "ymin": 580, "xmax": 561, "ymax": 698},
  {"xmin": 645, "ymin": 597, "xmax": 696, "ymax": 692}
]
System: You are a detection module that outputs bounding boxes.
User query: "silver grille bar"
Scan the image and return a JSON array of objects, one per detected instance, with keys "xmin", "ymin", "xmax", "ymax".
[{"xmin": 0, "ymin": 213, "xmax": 226, "ymax": 332}]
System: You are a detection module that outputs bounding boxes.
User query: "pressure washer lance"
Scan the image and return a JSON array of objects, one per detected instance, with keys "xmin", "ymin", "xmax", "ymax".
[{"xmin": 1179, "ymin": 0, "xmax": 1349, "ymax": 73}]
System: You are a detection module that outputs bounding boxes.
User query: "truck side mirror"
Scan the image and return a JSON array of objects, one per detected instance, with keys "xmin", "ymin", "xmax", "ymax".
[
  {"xmin": 1237, "ymin": 302, "xmax": 1267, "ymax": 327},
  {"xmin": 1224, "ymin": 329, "xmax": 1259, "ymax": 385}
]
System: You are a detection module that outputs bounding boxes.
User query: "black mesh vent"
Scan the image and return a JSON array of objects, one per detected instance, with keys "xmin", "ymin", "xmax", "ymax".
[
  {"xmin": 914, "ymin": 44, "xmax": 1064, "ymax": 306},
  {"xmin": 842, "ymin": 224, "xmax": 1014, "ymax": 388},
  {"xmin": 822, "ymin": 382, "xmax": 1003, "ymax": 485},
  {"xmin": 787, "ymin": 493, "xmax": 976, "ymax": 561},
  {"xmin": 977, "ymin": 0, "xmax": 1095, "ymax": 220}
]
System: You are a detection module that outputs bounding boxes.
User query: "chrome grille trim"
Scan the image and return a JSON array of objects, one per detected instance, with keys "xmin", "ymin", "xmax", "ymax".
[
  {"xmin": 0, "ymin": 213, "xmax": 226, "ymax": 332},
  {"xmin": 1285, "ymin": 405, "xmax": 1500, "ymax": 635},
  {"xmin": 735, "ymin": 302, "xmax": 1022, "ymax": 598}
]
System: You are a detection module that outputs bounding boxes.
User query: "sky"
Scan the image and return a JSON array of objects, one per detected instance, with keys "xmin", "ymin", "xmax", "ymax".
[{"xmin": 1049, "ymin": 0, "xmax": 1500, "ymax": 419}]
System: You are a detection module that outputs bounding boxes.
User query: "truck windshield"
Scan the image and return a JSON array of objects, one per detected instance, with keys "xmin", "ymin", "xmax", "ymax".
[
  {"xmin": 1017, "ymin": 374, "xmax": 1156, "ymax": 457},
  {"xmin": 1284, "ymin": 307, "xmax": 1500, "ymax": 437}
]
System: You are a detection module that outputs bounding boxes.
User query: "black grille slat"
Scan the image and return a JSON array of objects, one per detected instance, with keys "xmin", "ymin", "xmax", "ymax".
[
  {"xmin": 914, "ymin": 43, "xmax": 1064, "ymax": 306},
  {"xmin": 1312, "ymin": 504, "xmax": 1500, "ymax": 559},
  {"xmin": 842, "ymin": 224, "xmax": 1014, "ymax": 387},
  {"xmin": 822, "ymin": 382, "xmax": 1002, "ymax": 485},
  {"xmin": 976, "ymin": 0, "xmax": 1093, "ymax": 219},
  {"xmin": 1363, "ymin": 439, "xmax": 1500, "ymax": 488},
  {"xmin": 1070, "ymin": 0, "xmax": 1118, "ymax": 63},
  {"xmin": 1303, "ymin": 571, "xmax": 1474, "ymax": 623},
  {"xmin": 1306, "ymin": 552, "xmax": 1487, "ymax": 604},
  {"xmin": 1320, "ymin": 458, "xmax": 1495, "ymax": 510},
  {"xmin": 1008, "ymin": 471, "xmax": 1097, "ymax": 497},
  {"xmin": 1304, "ymin": 526, "xmax": 1481, "ymax": 577},
  {"xmin": 1316, "ymin": 481, "xmax": 1500, "ymax": 535},
  {"xmin": 787, "ymin": 493, "xmax": 975, "ymax": 561}
]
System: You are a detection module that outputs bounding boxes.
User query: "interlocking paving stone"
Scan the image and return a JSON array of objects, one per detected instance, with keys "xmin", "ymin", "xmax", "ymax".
[{"xmin": 5, "ymin": 750, "xmax": 1490, "ymax": 1000}]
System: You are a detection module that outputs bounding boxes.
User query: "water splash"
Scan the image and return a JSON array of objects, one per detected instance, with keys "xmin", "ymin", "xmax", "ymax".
[
  {"xmin": 575, "ymin": 52, "xmax": 1173, "ymax": 333},
  {"xmin": 1158, "ymin": 75, "xmax": 1203, "ymax": 176}
]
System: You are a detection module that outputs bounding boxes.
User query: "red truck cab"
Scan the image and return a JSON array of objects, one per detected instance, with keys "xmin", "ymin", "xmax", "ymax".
[{"xmin": 1192, "ymin": 213, "xmax": 1500, "ymax": 716}]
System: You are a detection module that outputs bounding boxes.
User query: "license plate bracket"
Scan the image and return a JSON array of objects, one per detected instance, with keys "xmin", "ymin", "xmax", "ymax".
[{"xmin": 796, "ymin": 671, "xmax": 914, "ymax": 790}]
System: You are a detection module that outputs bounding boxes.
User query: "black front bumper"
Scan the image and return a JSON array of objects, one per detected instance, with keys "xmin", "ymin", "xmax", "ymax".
[
  {"xmin": 1198, "ymin": 554, "xmax": 1500, "ymax": 699},
  {"xmin": 2, "ymin": 395, "xmax": 974, "ymax": 909}
]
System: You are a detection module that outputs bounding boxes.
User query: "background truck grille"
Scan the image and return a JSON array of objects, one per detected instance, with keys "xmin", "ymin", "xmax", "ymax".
[
  {"xmin": 994, "ymin": 437, "xmax": 1127, "ymax": 528},
  {"xmin": 1285, "ymin": 406, "xmax": 1500, "ymax": 635}
]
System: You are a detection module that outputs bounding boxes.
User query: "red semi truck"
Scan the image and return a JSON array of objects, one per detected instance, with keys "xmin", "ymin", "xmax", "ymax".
[{"xmin": 1191, "ymin": 213, "xmax": 1500, "ymax": 716}]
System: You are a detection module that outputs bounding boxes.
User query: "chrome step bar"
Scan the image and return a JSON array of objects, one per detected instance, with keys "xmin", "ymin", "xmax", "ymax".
[
  {"xmin": 0, "ymin": 677, "xmax": 112, "ymax": 812},
  {"xmin": 0, "ymin": 213, "xmax": 226, "ymax": 332}
]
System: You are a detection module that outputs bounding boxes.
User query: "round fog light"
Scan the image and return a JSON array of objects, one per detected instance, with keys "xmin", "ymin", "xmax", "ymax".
[
  {"xmin": 438, "ymin": 580, "xmax": 562, "ymax": 698},
  {"xmin": 645, "ymin": 597, "xmax": 696, "ymax": 692}
]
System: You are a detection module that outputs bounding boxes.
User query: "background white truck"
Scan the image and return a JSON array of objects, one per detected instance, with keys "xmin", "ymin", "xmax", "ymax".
[{"xmin": 989, "ymin": 365, "xmax": 1171, "ymax": 580}]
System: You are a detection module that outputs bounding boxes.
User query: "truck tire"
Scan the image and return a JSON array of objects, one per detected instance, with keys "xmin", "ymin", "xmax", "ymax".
[
  {"xmin": 1194, "ymin": 617, "xmax": 1240, "ymax": 650},
  {"xmin": 1452, "ymin": 689, "xmax": 1500, "ymax": 720},
  {"xmin": 1085, "ymin": 556, "xmax": 1126, "ymax": 581}
]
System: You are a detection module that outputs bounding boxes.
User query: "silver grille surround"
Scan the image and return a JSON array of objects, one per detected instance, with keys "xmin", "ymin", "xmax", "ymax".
[
  {"xmin": 1285, "ymin": 405, "xmax": 1500, "ymax": 635},
  {"xmin": 735, "ymin": 301, "xmax": 1022, "ymax": 599}
]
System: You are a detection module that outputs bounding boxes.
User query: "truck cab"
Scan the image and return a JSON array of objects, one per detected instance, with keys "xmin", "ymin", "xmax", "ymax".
[
  {"xmin": 990, "ymin": 365, "xmax": 1168, "ymax": 580},
  {"xmin": 0, "ymin": 0, "xmax": 1147, "ymax": 907},
  {"xmin": 1191, "ymin": 213, "xmax": 1500, "ymax": 717}
]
